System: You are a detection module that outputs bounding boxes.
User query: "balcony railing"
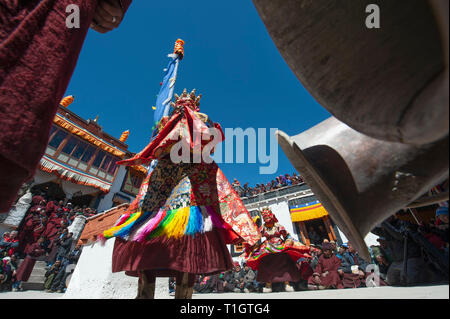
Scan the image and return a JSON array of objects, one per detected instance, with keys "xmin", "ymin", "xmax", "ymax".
[{"xmin": 238, "ymin": 183, "xmax": 311, "ymax": 205}]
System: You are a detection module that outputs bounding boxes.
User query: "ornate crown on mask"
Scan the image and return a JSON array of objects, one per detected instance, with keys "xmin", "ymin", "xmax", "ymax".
[
  {"xmin": 260, "ymin": 207, "xmax": 277, "ymax": 224},
  {"xmin": 171, "ymin": 89, "xmax": 202, "ymax": 112}
]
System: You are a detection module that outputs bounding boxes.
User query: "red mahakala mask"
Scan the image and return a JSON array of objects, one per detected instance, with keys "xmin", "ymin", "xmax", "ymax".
[{"xmin": 261, "ymin": 208, "xmax": 278, "ymax": 225}]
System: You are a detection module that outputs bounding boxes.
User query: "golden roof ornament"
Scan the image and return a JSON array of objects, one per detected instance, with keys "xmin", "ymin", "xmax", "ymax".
[
  {"xmin": 60, "ymin": 95, "xmax": 74, "ymax": 108},
  {"xmin": 174, "ymin": 39, "xmax": 185, "ymax": 60},
  {"xmin": 120, "ymin": 130, "xmax": 130, "ymax": 143}
]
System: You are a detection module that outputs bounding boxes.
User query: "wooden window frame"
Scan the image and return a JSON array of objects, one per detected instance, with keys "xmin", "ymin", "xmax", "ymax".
[
  {"xmin": 46, "ymin": 126, "xmax": 119, "ymax": 181},
  {"xmin": 47, "ymin": 127, "xmax": 69, "ymax": 153},
  {"xmin": 120, "ymin": 168, "xmax": 144, "ymax": 197}
]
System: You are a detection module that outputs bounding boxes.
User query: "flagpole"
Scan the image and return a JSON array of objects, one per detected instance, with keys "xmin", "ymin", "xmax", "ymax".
[
  {"xmin": 162, "ymin": 56, "xmax": 180, "ymax": 118},
  {"xmin": 150, "ymin": 39, "xmax": 185, "ymax": 140}
]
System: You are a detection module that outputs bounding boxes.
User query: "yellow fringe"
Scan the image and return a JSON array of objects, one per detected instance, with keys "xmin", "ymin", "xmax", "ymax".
[{"xmin": 163, "ymin": 207, "xmax": 190, "ymax": 239}]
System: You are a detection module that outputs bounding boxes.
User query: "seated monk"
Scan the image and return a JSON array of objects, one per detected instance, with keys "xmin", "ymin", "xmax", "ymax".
[
  {"xmin": 338, "ymin": 242, "xmax": 369, "ymax": 288},
  {"xmin": 308, "ymin": 243, "xmax": 343, "ymax": 290}
]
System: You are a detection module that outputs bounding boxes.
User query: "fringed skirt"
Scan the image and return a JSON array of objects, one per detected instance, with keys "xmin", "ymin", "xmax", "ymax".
[{"xmin": 103, "ymin": 159, "xmax": 250, "ymax": 276}]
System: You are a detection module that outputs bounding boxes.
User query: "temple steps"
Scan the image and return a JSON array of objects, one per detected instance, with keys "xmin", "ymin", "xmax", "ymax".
[{"xmin": 20, "ymin": 260, "xmax": 47, "ymax": 291}]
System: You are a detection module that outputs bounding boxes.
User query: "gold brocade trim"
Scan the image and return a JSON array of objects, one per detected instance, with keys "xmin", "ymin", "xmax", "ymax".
[{"xmin": 54, "ymin": 115, "xmax": 125, "ymax": 158}]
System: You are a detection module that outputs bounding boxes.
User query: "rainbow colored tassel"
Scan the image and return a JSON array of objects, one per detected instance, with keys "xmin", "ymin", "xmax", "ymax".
[
  {"xmin": 185, "ymin": 206, "xmax": 203, "ymax": 235},
  {"xmin": 103, "ymin": 210, "xmax": 143, "ymax": 238},
  {"xmin": 114, "ymin": 211, "xmax": 152, "ymax": 238},
  {"xmin": 163, "ymin": 206, "xmax": 191, "ymax": 238},
  {"xmin": 103, "ymin": 205, "xmax": 224, "ymax": 242},
  {"xmin": 132, "ymin": 208, "xmax": 167, "ymax": 242},
  {"xmin": 149, "ymin": 209, "xmax": 177, "ymax": 239},
  {"xmin": 115, "ymin": 213, "xmax": 131, "ymax": 227}
]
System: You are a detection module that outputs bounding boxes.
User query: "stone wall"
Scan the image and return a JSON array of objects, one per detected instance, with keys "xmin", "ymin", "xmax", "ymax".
[{"xmin": 64, "ymin": 237, "xmax": 169, "ymax": 299}]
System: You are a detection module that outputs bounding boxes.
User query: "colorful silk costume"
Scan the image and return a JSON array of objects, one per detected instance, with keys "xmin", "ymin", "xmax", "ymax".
[
  {"xmin": 246, "ymin": 208, "xmax": 315, "ymax": 283},
  {"xmin": 102, "ymin": 89, "xmax": 260, "ymax": 277}
]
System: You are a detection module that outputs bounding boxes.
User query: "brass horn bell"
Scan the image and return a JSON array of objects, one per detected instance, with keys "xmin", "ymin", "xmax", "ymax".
[
  {"xmin": 277, "ymin": 117, "xmax": 449, "ymax": 261},
  {"xmin": 253, "ymin": 0, "xmax": 449, "ymax": 145}
]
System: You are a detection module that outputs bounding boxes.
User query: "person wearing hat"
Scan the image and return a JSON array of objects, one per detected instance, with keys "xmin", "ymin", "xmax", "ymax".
[
  {"xmin": 435, "ymin": 206, "xmax": 449, "ymax": 230},
  {"xmin": 336, "ymin": 244, "xmax": 348, "ymax": 260},
  {"xmin": 307, "ymin": 242, "xmax": 343, "ymax": 290},
  {"xmin": 338, "ymin": 242, "xmax": 369, "ymax": 288},
  {"xmin": 433, "ymin": 206, "xmax": 449, "ymax": 260}
]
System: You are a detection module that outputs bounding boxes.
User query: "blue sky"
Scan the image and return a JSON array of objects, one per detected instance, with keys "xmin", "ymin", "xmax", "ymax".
[{"xmin": 65, "ymin": 0, "xmax": 330, "ymax": 187}]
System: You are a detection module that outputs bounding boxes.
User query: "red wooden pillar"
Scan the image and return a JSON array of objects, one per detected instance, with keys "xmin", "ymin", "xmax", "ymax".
[
  {"xmin": 323, "ymin": 215, "xmax": 337, "ymax": 241},
  {"xmin": 298, "ymin": 221, "xmax": 310, "ymax": 246}
]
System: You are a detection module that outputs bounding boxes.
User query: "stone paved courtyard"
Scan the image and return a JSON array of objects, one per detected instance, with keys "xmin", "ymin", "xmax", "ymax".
[{"xmin": 0, "ymin": 284, "xmax": 447, "ymax": 299}]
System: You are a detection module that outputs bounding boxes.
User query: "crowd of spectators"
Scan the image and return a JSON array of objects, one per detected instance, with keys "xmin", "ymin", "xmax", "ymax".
[
  {"xmin": 231, "ymin": 173, "xmax": 304, "ymax": 198},
  {"xmin": 170, "ymin": 262, "xmax": 264, "ymax": 296},
  {"xmin": 369, "ymin": 207, "xmax": 449, "ymax": 286},
  {"xmin": 0, "ymin": 193, "xmax": 91, "ymax": 292},
  {"xmin": 307, "ymin": 225, "xmax": 330, "ymax": 246},
  {"xmin": 2, "ymin": 190, "xmax": 448, "ymax": 295},
  {"xmin": 185, "ymin": 205, "xmax": 449, "ymax": 294}
]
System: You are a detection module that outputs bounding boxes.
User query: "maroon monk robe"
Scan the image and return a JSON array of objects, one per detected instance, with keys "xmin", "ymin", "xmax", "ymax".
[
  {"xmin": 43, "ymin": 217, "xmax": 61, "ymax": 241},
  {"xmin": 31, "ymin": 196, "xmax": 44, "ymax": 206},
  {"xmin": 0, "ymin": 0, "xmax": 133, "ymax": 213},
  {"xmin": 341, "ymin": 272, "xmax": 366, "ymax": 288},
  {"xmin": 45, "ymin": 201, "xmax": 56, "ymax": 217},
  {"xmin": 17, "ymin": 214, "xmax": 41, "ymax": 254},
  {"xmin": 29, "ymin": 204, "xmax": 45, "ymax": 215},
  {"xmin": 30, "ymin": 222, "xmax": 46, "ymax": 250},
  {"xmin": 15, "ymin": 242, "xmax": 45, "ymax": 282},
  {"xmin": 308, "ymin": 254, "xmax": 343, "ymax": 289},
  {"xmin": 297, "ymin": 260, "xmax": 314, "ymax": 281}
]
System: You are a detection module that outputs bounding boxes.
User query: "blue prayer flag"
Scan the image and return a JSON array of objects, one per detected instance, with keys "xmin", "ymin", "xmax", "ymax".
[{"xmin": 153, "ymin": 54, "xmax": 180, "ymax": 130}]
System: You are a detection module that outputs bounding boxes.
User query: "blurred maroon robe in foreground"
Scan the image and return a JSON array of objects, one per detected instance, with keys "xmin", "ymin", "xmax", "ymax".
[{"xmin": 0, "ymin": 0, "xmax": 132, "ymax": 213}]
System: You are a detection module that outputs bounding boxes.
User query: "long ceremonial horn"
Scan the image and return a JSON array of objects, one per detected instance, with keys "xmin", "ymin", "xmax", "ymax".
[
  {"xmin": 253, "ymin": 0, "xmax": 449, "ymax": 145},
  {"xmin": 277, "ymin": 117, "xmax": 449, "ymax": 260}
]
